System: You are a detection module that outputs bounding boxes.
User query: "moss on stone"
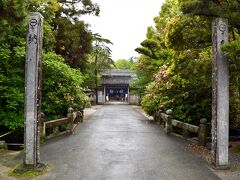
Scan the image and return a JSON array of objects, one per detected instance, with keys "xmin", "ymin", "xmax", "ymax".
[
  {"xmin": 232, "ymin": 144, "xmax": 240, "ymax": 153},
  {"xmin": 8, "ymin": 163, "xmax": 50, "ymax": 178}
]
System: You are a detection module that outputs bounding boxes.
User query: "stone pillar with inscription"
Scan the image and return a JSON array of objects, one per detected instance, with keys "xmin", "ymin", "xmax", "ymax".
[
  {"xmin": 24, "ymin": 12, "xmax": 43, "ymax": 167},
  {"xmin": 212, "ymin": 18, "xmax": 229, "ymax": 169}
]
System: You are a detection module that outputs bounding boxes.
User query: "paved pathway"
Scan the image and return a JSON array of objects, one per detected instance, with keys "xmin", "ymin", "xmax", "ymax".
[{"xmin": 40, "ymin": 105, "xmax": 220, "ymax": 180}]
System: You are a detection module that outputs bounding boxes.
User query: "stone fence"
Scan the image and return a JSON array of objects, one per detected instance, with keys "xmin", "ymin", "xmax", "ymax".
[
  {"xmin": 154, "ymin": 108, "xmax": 207, "ymax": 146},
  {"xmin": 40, "ymin": 108, "xmax": 84, "ymax": 139}
]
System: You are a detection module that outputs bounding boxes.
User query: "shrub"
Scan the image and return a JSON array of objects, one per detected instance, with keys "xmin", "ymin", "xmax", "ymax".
[
  {"xmin": 0, "ymin": 44, "xmax": 25, "ymax": 129},
  {"xmin": 42, "ymin": 52, "xmax": 88, "ymax": 120}
]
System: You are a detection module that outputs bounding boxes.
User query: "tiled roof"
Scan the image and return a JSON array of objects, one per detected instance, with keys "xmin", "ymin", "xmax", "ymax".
[{"xmin": 102, "ymin": 69, "xmax": 135, "ymax": 77}]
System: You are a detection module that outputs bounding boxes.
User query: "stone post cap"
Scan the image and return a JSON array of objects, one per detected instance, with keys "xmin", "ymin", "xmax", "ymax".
[
  {"xmin": 68, "ymin": 107, "xmax": 74, "ymax": 113},
  {"xmin": 0, "ymin": 141, "xmax": 6, "ymax": 145},
  {"xmin": 159, "ymin": 105, "xmax": 164, "ymax": 110},
  {"xmin": 41, "ymin": 112, "xmax": 45, "ymax": 119},
  {"xmin": 166, "ymin": 109, "xmax": 173, "ymax": 115},
  {"xmin": 200, "ymin": 118, "xmax": 207, "ymax": 124},
  {"xmin": 30, "ymin": 12, "xmax": 43, "ymax": 19}
]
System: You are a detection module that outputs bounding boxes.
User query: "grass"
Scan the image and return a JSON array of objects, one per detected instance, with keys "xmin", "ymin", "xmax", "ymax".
[
  {"xmin": 0, "ymin": 149, "xmax": 51, "ymax": 179},
  {"xmin": 8, "ymin": 163, "xmax": 50, "ymax": 179},
  {"xmin": 232, "ymin": 144, "xmax": 240, "ymax": 153}
]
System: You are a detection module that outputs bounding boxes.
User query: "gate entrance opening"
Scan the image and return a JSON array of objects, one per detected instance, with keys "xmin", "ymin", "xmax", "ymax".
[{"xmin": 106, "ymin": 87, "xmax": 128, "ymax": 102}]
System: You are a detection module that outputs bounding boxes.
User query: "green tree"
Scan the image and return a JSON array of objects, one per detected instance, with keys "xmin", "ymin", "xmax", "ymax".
[
  {"xmin": 0, "ymin": 0, "xmax": 28, "ymax": 43},
  {"xmin": 179, "ymin": 0, "xmax": 240, "ymax": 127},
  {"xmin": 54, "ymin": 0, "xmax": 99, "ymax": 21},
  {"xmin": 84, "ymin": 34, "xmax": 113, "ymax": 103},
  {"xmin": 114, "ymin": 59, "xmax": 133, "ymax": 70},
  {"xmin": 134, "ymin": 0, "xmax": 214, "ymax": 125},
  {"xmin": 0, "ymin": 0, "xmax": 99, "ymax": 129},
  {"xmin": 0, "ymin": 42, "xmax": 25, "ymax": 129},
  {"xmin": 42, "ymin": 52, "xmax": 88, "ymax": 120},
  {"xmin": 179, "ymin": 0, "xmax": 240, "ymax": 25},
  {"xmin": 54, "ymin": 18, "xmax": 93, "ymax": 70},
  {"xmin": 53, "ymin": 0, "xmax": 100, "ymax": 70}
]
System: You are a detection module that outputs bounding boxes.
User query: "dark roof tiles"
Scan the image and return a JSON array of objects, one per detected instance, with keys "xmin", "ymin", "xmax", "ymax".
[{"xmin": 102, "ymin": 69, "xmax": 135, "ymax": 77}]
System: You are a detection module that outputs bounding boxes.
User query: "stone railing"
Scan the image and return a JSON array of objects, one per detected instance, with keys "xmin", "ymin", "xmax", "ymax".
[
  {"xmin": 154, "ymin": 108, "xmax": 207, "ymax": 146},
  {"xmin": 41, "ymin": 108, "xmax": 83, "ymax": 139},
  {"xmin": 0, "ymin": 131, "xmax": 13, "ymax": 149}
]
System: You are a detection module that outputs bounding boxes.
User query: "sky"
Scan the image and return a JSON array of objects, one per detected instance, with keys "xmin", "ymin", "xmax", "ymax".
[{"xmin": 82, "ymin": 0, "xmax": 165, "ymax": 60}]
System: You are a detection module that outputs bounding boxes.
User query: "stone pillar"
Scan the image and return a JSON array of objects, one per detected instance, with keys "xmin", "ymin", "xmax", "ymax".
[
  {"xmin": 153, "ymin": 110, "xmax": 158, "ymax": 122},
  {"xmin": 212, "ymin": 18, "xmax": 229, "ymax": 169},
  {"xmin": 0, "ymin": 141, "xmax": 7, "ymax": 150},
  {"xmin": 159, "ymin": 105, "xmax": 164, "ymax": 127},
  {"xmin": 53, "ymin": 126, "xmax": 60, "ymax": 135},
  {"xmin": 165, "ymin": 109, "xmax": 173, "ymax": 135},
  {"xmin": 80, "ymin": 109, "xmax": 84, "ymax": 123},
  {"xmin": 24, "ymin": 12, "xmax": 43, "ymax": 167},
  {"xmin": 183, "ymin": 129, "xmax": 191, "ymax": 138},
  {"xmin": 198, "ymin": 118, "xmax": 207, "ymax": 146},
  {"xmin": 67, "ymin": 107, "xmax": 74, "ymax": 133},
  {"xmin": 40, "ymin": 112, "xmax": 45, "ymax": 137}
]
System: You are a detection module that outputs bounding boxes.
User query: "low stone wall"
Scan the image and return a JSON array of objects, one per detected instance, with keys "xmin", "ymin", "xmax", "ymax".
[
  {"xmin": 129, "ymin": 94, "xmax": 141, "ymax": 105},
  {"xmin": 154, "ymin": 108, "xmax": 207, "ymax": 146},
  {"xmin": 40, "ymin": 108, "xmax": 83, "ymax": 139},
  {"xmin": 0, "ymin": 141, "xmax": 7, "ymax": 149}
]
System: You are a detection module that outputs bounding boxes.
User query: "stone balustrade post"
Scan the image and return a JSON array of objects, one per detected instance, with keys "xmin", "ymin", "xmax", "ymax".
[
  {"xmin": 159, "ymin": 105, "xmax": 164, "ymax": 126},
  {"xmin": 67, "ymin": 107, "xmax": 74, "ymax": 133},
  {"xmin": 53, "ymin": 126, "xmax": 60, "ymax": 135},
  {"xmin": 153, "ymin": 110, "xmax": 158, "ymax": 122},
  {"xmin": 198, "ymin": 118, "xmax": 207, "ymax": 146},
  {"xmin": 0, "ymin": 141, "xmax": 7, "ymax": 150},
  {"xmin": 183, "ymin": 129, "xmax": 191, "ymax": 138},
  {"xmin": 80, "ymin": 108, "xmax": 84, "ymax": 123},
  {"xmin": 165, "ymin": 109, "xmax": 173, "ymax": 135},
  {"xmin": 40, "ymin": 112, "xmax": 45, "ymax": 137}
]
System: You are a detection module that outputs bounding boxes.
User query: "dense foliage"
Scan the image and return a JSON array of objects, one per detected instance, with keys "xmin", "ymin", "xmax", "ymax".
[
  {"xmin": 0, "ymin": 40, "xmax": 25, "ymax": 129},
  {"xmin": 42, "ymin": 52, "xmax": 87, "ymax": 120},
  {"xmin": 3, "ymin": 0, "xmax": 240, "ymax": 130},
  {"xmin": 0, "ymin": 0, "xmax": 111, "ymax": 130},
  {"xmin": 135, "ymin": 0, "xmax": 240, "ymax": 127},
  {"xmin": 114, "ymin": 59, "xmax": 134, "ymax": 70},
  {"xmin": 84, "ymin": 34, "xmax": 114, "ymax": 89}
]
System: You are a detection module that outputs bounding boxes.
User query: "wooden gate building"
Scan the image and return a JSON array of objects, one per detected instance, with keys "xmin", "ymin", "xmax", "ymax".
[{"xmin": 97, "ymin": 69, "xmax": 139, "ymax": 104}]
